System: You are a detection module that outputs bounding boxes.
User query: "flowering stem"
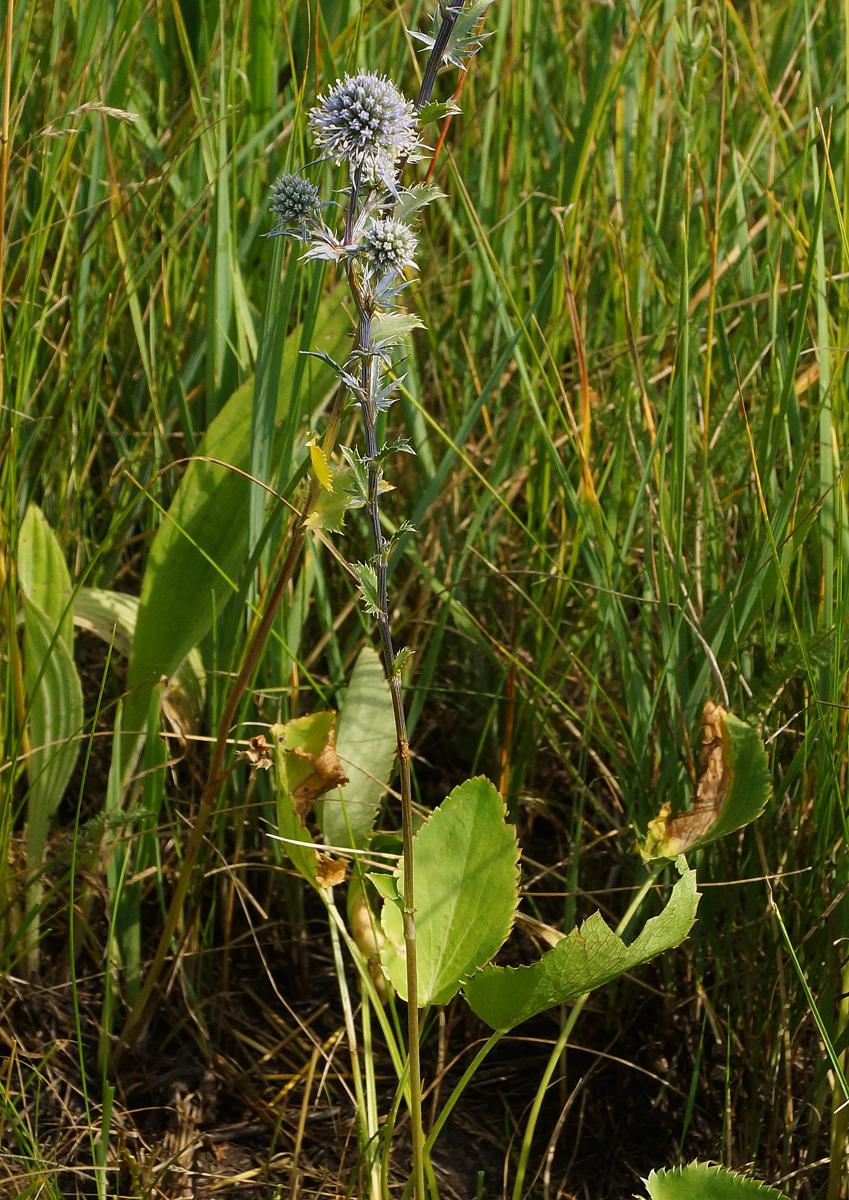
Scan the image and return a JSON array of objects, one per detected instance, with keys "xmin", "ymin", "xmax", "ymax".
[
  {"xmin": 349, "ymin": 12, "xmax": 468, "ymax": 1196},
  {"xmin": 416, "ymin": 4, "xmax": 462, "ymax": 109},
  {"xmin": 304, "ymin": 8, "xmax": 472, "ymax": 1194},
  {"xmin": 346, "ymin": 255, "xmax": 425, "ymax": 1200}
]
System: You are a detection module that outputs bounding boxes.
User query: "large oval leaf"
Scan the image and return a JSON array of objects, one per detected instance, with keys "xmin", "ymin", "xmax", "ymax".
[
  {"xmin": 380, "ymin": 777, "xmax": 519, "ymax": 1007},
  {"xmin": 464, "ymin": 859, "xmax": 698, "ymax": 1031},
  {"xmin": 315, "ymin": 646, "xmax": 396, "ymax": 850},
  {"xmin": 643, "ymin": 1164, "xmax": 788, "ymax": 1200},
  {"xmin": 123, "ymin": 291, "xmax": 351, "ymax": 753}
]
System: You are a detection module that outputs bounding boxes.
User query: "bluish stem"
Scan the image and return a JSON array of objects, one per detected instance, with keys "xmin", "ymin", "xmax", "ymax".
[{"xmin": 337, "ymin": 10, "xmax": 470, "ymax": 1196}]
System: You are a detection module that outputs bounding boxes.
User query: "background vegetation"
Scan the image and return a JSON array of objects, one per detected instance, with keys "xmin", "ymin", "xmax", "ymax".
[{"xmin": 1, "ymin": 0, "xmax": 848, "ymax": 1196}]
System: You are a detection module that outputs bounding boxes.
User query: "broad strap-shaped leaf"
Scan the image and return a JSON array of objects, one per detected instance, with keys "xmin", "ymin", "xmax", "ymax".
[
  {"xmin": 641, "ymin": 702, "xmax": 771, "ymax": 861},
  {"xmin": 643, "ymin": 1163, "xmax": 788, "ymax": 1200},
  {"xmin": 17, "ymin": 505, "xmax": 83, "ymax": 974},
  {"xmin": 18, "ymin": 504, "xmax": 74, "ymax": 647},
  {"xmin": 315, "ymin": 647, "xmax": 396, "ymax": 849},
  {"xmin": 123, "ymin": 292, "xmax": 351, "ymax": 759},
  {"xmin": 464, "ymin": 859, "xmax": 698, "ymax": 1031},
  {"xmin": 22, "ymin": 597, "xmax": 84, "ymax": 863},
  {"xmin": 271, "ymin": 713, "xmax": 349, "ymax": 889},
  {"xmin": 73, "ymin": 587, "xmax": 206, "ymax": 740},
  {"xmin": 380, "ymin": 777, "xmax": 520, "ymax": 1007},
  {"xmin": 18, "ymin": 506, "xmax": 82, "ymax": 846},
  {"xmin": 73, "ymin": 587, "xmax": 138, "ymax": 657}
]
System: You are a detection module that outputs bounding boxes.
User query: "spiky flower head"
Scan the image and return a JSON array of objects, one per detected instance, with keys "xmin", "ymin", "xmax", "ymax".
[
  {"xmin": 360, "ymin": 155, "xmax": 388, "ymax": 193},
  {"xmin": 361, "ymin": 217, "xmax": 418, "ymax": 278},
  {"xmin": 269, "ymin": 172, "xmax": 321, "ymax": 227},
  {"xmin": 309, "ymin": 73, "xmax": 417, "ymax": 175}
]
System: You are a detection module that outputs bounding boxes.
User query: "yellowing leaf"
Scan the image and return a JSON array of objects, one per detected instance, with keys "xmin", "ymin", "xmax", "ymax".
[
  {"xmin": 309, "ymin": 440, "xmax": 334, "ymax": 492},
  {"xmin": 271, "ymin": 712, "xmax": 349, "ymax": 888},
  {"xmin": 641, "ymin": 701, "xmax": 771, "ymax": 861},
  {"xmin": 305, "ymin": 464, "xmax": 351, "ymax": 534}
]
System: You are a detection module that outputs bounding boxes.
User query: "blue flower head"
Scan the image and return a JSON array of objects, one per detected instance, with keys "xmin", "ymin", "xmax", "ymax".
[
  {"xmin": 269, "ymin": 173, "xmax": 321, "ymax": 228},
  {"xmin": 309, "ymin": 72, "xmax": 418, "ymax": 183},
  {"xmin": 361, "ymin": 217, "xmax": 418, "ymax": 279}
]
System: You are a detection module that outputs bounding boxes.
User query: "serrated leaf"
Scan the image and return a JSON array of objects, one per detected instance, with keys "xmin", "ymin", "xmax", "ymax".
[
  {"xmin": 393, "ymin": 646, "xmax": 414, "ymax": 678},
  {"xmin": 373, "ymin": 371, "xmax": 405, "ymax": 414},
  {"xmin": 305, "ymin": 465, "xmax": 352, "ymax": 534},
  {"xmin": 371, "ymin": 438, "xmax": 414, "ymax": 467},
  {"xmin": 464, "ymin": 859, "xmax": 699, "ymax": 1030},
  {"xmin": 393, "ymin": 184, "xmax": 445, "ymax": 222},
  {"xmin": 315, "ymin": 647, "xmax": 396, "ymax": 849},
  {"xmin": 353, "ymin": 561, "xmax": 381, "ymax": 616},
  {"xmin": 380, "ymin": 777, "xmax": 520, "ymax": 1006},
  {"xmin": 371, "ymin": 310, "xmax": 425, "ymax": 348},
  {"xmin": 301, "ymin": 348, "xmax": 363, "ymax": 397},
  {"xmin": 642, "ymin": 1163, "xmax": 788, "ymax": 1200},
  {"xmin": 339, "ymin": 444, "xmax": 371, "ymax": 508},
  {"xmin": 411, "ymin": 0, "xmax": 494, "ymax": 67},
  {"xmin": 416, "ymin": 99, "xmax": 462, "ymax": 125},
  {"xmin": 641, "ymin": 702, "xmax": 772, "ymax": 861},
  {"xmin": 385, "ymin": 521, "xmax": 417, "ymax": 557},
  {"xmin": 308, "ymin": 440, "xmax": 334, "ymax": 491}
]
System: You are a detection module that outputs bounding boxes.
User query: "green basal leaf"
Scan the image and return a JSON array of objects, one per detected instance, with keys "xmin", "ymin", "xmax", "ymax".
[
  {"xmin": 73, "ymin": 588, "xmax": 206, "ymax": 739},
  {"xmin": 315, "ymin": 647, "xmax": 396, "ymax": 850},
  {"xmin": 18, "ymin": 505, "xmax": 83, "ymax": 865},
  {"xmin": 380, "ymin": 777, "xmax": 520, "ymax": 1006},
  {"xmin": 73, "ymin": 587, "xmax": 138, "ymax": 657},
  {"xmin": 642, "ymin": 1163, "xmax": 788, "ymax": 1199},
  {"xmin": 18, "ymin": 504, "xmax": 74, "ymax": 648},
  {"xmin": 641, "ymin": 702, "xmax": 772, "ymax": 862},
  {"xmin": 22, "ymin": 598, "xmax": 84, "ymax": 868},
  {"xmin": 464, "ymin": 859, "xmax": 699, "ymax": 1031},
  {"xmin": 122, "ymin": 290, "xmax": 351, "ymax": 768},
  {"xmin": 17, "ymin": 506, "xmax": 82, "ymax": 973}
]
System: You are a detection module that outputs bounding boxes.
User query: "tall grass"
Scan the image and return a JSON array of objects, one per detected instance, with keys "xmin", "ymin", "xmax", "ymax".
[{"xmin": 1, "ymin": 0, "xmax": 848, "ymax": 1195}]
